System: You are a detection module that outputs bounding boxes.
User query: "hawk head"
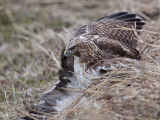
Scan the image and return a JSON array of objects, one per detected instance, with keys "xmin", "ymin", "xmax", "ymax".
[{"xmin": 64, "ymin": 35, "xmax": 103, "ymax": 63}]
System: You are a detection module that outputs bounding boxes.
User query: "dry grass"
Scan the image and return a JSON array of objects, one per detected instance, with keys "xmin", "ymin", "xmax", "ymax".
[{"xmin": 0, "ymin": 0, "xmax": 160, "ymax": 120}]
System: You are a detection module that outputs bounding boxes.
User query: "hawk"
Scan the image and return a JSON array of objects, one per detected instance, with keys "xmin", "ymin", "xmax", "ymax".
[
  {"xmin": 27, "ymin": 12, "xmax": 145, "ymax": 115},
  {"xmin": 63, "ymin": 11, "xmax": 145, "ymax": 89}
]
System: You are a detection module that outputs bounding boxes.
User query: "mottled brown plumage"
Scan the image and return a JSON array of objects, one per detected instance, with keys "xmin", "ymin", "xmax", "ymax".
[
  {"xmin": 74, "ymin": 12, "xmax": 145, "ymax": 48},
  {"xmin": 69, "ymin": 12, "xmax": 145, "ymax": 62}
]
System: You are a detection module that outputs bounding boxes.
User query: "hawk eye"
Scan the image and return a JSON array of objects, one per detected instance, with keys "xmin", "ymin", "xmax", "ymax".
[{"xmin": 69, "ymin": 46, "xmax": 76, "ymax": 51}]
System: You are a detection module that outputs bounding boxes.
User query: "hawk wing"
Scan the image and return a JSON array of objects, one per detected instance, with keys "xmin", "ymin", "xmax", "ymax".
[
  {"xmin": 93, "ymin": 36, "xmax": 141, "ymax": 59},
  {"xmin": 74, "ymin": 12, "xmax": 145, "ymax": 48}
]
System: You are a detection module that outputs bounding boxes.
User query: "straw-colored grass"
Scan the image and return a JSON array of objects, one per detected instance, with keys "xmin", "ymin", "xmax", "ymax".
[{"xmin": 0, "ymin": 0, "xmax": 160, "ymax": 120}]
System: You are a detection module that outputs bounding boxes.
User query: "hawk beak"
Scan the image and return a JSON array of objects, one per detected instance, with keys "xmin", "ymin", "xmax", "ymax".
[
  {"xmin": 63, "ymin": 49, "xmax": 72, "ymax": 58},
  {"xmin": 63, "ymin": 50, "xmax": 68, "ymax": 58}
]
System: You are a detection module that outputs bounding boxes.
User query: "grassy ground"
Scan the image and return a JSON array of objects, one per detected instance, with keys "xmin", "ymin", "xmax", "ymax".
[{"xmin": 0, "ymin": 0, "xmax": 160, "ymax": 120}]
